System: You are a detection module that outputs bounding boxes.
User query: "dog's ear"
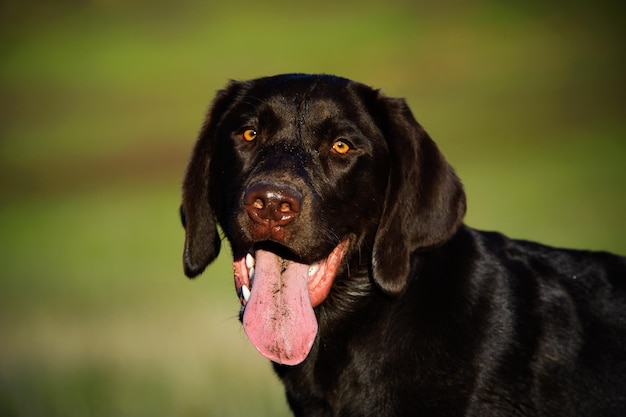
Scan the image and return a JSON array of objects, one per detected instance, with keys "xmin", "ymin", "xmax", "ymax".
[
  {"xmin": 372, "ymin": 96, "xmax": 466, "ymax": 294},
  {"xmin": 181, "ymin": 82, "xmax": 243, "ymax": 278}
]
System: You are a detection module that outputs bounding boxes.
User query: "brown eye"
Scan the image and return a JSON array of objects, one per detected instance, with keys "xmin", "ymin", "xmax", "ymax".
[
  {"xmin": 331, "ymin": 139, "xmax": 351, "ymax": 155},
  {"xmin": 241, "ymin": 129, "xmax": 257, "ymax": 142}
]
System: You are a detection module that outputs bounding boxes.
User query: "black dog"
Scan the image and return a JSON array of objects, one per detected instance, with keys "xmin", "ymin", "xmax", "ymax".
[{"xmin": 181, "ymin": 74, "xmax": 626, "ymax": 416}]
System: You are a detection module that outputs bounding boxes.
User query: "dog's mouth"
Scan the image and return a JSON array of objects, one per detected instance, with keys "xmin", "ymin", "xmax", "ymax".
[{"xmin": 233, "ymin": 240, "xmax": 348, "ymax": 365}]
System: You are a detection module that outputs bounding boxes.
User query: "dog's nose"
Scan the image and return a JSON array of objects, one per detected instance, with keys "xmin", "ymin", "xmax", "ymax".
[{"xmin": 244, "ymin": 182, "xmax": 302, "ymax": 226}]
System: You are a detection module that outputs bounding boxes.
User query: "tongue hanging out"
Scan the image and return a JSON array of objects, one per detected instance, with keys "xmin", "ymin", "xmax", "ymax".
[{"xmin": 233, "ymin": 241, "xmax": 347, "ymax": 365}]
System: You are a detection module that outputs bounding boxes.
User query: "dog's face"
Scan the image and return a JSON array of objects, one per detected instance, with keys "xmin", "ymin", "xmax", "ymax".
[
  {"xmin": 210, "ymin": 75, "xmax": 390, "ymax": 267},
  {"xmin": 182, "ymin": 74, "xmax": 466, "ymax": 365}
]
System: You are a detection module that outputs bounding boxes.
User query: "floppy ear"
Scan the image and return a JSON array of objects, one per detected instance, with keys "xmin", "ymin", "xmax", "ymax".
[
  {"xmin": 181, "ymin": 82, "xmax": 243, "ymax": 278},
  {"xmin": 372, "ymin": 96, "xmax": 466, "ymax": 294}
]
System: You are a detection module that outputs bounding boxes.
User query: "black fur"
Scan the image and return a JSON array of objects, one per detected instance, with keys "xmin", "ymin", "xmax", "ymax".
[{"xmin": 182, "ymin": 74, "xmax": 626, "ymax": 416}]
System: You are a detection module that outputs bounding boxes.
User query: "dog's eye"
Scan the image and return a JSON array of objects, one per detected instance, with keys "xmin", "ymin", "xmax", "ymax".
[
  {"xmin": 241, "ymin": 129, "xmax": 257, "ymax": 142},
  {"xmin": 331, "ymin": 139, "xmax": 351, "ymax": 155}
]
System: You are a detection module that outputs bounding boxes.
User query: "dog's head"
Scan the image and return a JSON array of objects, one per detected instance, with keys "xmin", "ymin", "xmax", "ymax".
[{"xmin": 181, "ymin": 74, "xmax": 466, "ymax": 365}]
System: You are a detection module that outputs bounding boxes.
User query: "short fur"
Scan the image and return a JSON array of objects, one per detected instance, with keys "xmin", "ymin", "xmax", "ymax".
[{"xmin": 181, "ymin": 74, "xmax": 626, "ymax": 416}]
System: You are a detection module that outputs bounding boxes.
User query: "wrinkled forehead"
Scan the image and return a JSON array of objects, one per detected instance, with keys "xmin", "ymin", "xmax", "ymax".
[
  {"xmin": 256, "ymin": 96, "xmax": 344, "ymax": 122},
  {"xmin": 231, "ymin": 80, "xmax": 374, "ymax": 129}
]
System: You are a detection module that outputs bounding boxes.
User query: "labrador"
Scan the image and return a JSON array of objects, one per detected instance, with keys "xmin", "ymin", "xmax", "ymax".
[{"xmin": 181, "ymin": 74, "xmax": 626, "ymax": 416}]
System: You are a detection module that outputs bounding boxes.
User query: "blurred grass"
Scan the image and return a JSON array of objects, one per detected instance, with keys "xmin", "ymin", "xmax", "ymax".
[{"xmin": 0, "ymin": 1, "xmax": 625, "ymax": 416}]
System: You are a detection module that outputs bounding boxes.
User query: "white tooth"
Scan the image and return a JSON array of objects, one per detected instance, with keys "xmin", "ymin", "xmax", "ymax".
[
  {"xmin": 249, "ymin": 266, "xmax": 255, "ymax": 279},
  {"xmin": 245, "ymin": 253, "xmax": 255, "ymax": 269},
  {"xmin": 308, "ymin": 262, "xmax": 320, "ymax": 276},
  {"xmin": 241, "ymin": 285, "xmax": 251, "ymax": 302}
]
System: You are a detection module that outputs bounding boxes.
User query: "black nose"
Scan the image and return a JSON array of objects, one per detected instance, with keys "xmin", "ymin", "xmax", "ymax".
[{"xmin": 244, "ymin": 182, "xmax": 303, "ymax": 226}]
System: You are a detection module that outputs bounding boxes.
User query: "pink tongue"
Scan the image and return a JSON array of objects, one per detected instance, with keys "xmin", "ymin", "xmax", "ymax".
[{"xmin": 242, "ymin": 249, "xmax": 318, "ymax": 365}]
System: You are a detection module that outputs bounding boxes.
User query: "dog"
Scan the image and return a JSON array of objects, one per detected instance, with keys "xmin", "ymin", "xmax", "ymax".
[{"xmin": 181, "ymin": 74, "xmax": 626, "ymax": 416}]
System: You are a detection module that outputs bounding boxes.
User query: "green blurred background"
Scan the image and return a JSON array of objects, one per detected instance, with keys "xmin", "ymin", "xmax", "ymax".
[{"xmin": 1, "ymin": 0, "xmax": 624, "ymax": 416}]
